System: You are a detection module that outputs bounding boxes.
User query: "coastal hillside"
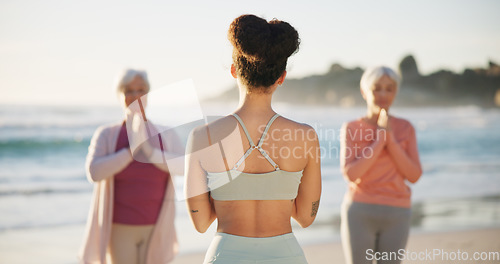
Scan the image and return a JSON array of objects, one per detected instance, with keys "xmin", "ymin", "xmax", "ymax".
[{"xmin": 206, "ymin": 55, "xmax": 500, "ymax": 107}]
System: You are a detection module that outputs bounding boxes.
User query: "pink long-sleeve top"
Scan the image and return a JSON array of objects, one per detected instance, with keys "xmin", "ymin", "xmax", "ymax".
[
  {"xmin": 340, "ymin": 116, "xmax": 422, "ymax": 208},
  {"xmin": 79, "ymin": 121, "xmax": 183, "ymax": 264}
]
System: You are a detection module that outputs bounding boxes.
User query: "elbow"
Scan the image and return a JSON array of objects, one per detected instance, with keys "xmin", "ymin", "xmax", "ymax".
[
  {"xmin": 86, "ymin": 163, "xmax": 101, "ymax": 183},
  {"xmin": 407, "ymin": 175, "xmax": 420, "ymax": 184},
  {"xmin": 85, "ymin": 163, "xmax": 95, "ymax": 183},
  {"xmin": 192, "ymin": 219, "xmax": 213, "ymax": 233},
  {"xmin": 293, "ymin": 210, "xmax": 316, "ymax": 228},
  {"xmin": 342, "ymin": 167, "xmax": 359, "ymax": 183},
  {"xmin": 299, "ymin": 218, "xmax": 314, "ymax": 228},
  {"xmin": 406, "ymin": 168, "xmax": 422, "ymax": 184},
  {"xmin": 194, "ymin": 224, "xmax": 209, "ymax": 233},
  {"xmin": 86, "ymin": 171, "xmax": 98, "ymax": 183},
  {"xmin": 295, "ymin": 216, "xmax": 315, "ymax": 228}
]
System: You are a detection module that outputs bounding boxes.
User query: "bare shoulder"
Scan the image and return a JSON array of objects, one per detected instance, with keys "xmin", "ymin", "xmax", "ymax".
[
  {"xmin": 189, "ymin": 115, "xmax": 237, "ymax": 146},
  {"xmin": 341, "ymin": 119, "xmax": 363, "ymax": 131},
  {"xmin": 390, "ymin": 116, "xmax": 415, "ymax": 131},
  {"xmin": 275, "ymin": 115, "xmax": 318, "ymax": 142},
  {"xmin": 92, "ymin": 122, "xmax": 121, "ymax": 138}
]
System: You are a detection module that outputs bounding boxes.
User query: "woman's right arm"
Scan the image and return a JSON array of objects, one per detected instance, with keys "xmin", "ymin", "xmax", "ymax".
[
  {"xmin": 85, "ymin": 126, "xmax": 133, "ymax": 182},
  {"xmin": 340, "ymin": 122, "xmax": 385, "ymax": 182},
  {"xmin": 184, "ymin": 127, "xmax": 216, "ymax": 233}
]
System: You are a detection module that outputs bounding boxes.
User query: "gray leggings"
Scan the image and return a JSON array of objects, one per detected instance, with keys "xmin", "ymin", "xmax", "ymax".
[
  {"xmin": 203, "ymin": 232, "xmax": 307, "ymax": 264},
  {"xmin": 341, "ymin": 201, "xmax": 411, "ymax": 264}
]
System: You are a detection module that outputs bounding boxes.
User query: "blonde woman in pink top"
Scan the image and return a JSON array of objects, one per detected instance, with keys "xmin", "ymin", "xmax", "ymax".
[
  {"xmin": 79, "ymin": 69, "xmax": 184, "ymax": 264},
  {"xmin": 340, "ymin": 66, "xmax": 422, "ymax": 264}
]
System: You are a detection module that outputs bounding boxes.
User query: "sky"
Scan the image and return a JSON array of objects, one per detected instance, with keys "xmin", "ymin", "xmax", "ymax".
[{"xmin": 1, "ymin": 0, "xmax": 499, "ymax": 106}]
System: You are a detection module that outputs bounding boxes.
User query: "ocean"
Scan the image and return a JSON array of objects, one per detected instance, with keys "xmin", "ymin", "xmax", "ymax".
[{"xmin": 1, "ymin": 103, "xmax": 499, "ymax": 262}]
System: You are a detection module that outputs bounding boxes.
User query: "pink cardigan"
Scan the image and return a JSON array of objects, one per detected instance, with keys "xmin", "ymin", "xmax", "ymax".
[{"xmin": 78, "ymin": 121, "xmax": 180, "ymax": 264}]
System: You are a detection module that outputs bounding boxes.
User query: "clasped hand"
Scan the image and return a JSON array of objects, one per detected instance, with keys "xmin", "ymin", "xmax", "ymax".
[
  {"xmin": 376, "ymin": 109, "xmax": 395, "ymax": 146},
  {"xmin": 126, "ymin": 111, "xmax": 155, "ymax": 161}
]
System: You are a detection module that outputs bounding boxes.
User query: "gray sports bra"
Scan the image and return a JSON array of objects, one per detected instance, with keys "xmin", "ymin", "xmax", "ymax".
[{"xmin": 207, "ymin": 113, "xmax": 303, "ymax": 201}]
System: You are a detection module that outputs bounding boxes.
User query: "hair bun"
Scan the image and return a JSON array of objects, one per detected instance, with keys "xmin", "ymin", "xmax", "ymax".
[
  {"xmin": 267, "ymin": 19, "xmax": 300, "ymax": 61},
  {"xmin": 228, "ymin": 14, "xmax": 300, "ymax": 89},
  {"xmin": 228, "ymin": 15, "xmax": 299, "ymax": 63}
]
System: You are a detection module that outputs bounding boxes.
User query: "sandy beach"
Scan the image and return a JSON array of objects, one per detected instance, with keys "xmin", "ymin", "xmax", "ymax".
[
  {"xmin": 0, "ymin": 222, "xmax": 498, "ymax": 263},
  {"xmin": 171, "ymin": 227, "xmax": 500, "ymax": 264}
]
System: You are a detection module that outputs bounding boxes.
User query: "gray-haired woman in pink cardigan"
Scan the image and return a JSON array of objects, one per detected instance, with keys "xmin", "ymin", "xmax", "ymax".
[{"xmin": 79, "ymin": 69, "xmax": 184, "ymax": 264}]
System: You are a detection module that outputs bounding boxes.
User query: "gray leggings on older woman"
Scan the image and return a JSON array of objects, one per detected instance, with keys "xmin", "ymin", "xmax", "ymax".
[{"xmin": 341, "ymin": 200, "xmax": 411, "ymax": 264}]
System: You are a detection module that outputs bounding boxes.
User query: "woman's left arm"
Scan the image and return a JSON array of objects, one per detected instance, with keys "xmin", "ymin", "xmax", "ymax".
[
  {"xmin": 184, "ymin": 126, "xmax": 216, "ymax": 233},
  {"xmin": 386, "ymin": 124, "xmax": 422, "ymax": 183},
  {"xmin": 291, "ymin": 125, "xmax": 322, "ymax": 228}
]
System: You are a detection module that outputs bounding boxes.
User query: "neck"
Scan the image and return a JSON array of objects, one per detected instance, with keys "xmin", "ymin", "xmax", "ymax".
[{"xmin": 236, "ymin": 85, "xmax": 274, "ymax": 116}]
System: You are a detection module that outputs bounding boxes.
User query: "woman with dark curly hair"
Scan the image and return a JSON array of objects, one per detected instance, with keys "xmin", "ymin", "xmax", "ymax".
[{"xmin": 185, "ymin": 14, "xmax": 321, "ymax": 264}]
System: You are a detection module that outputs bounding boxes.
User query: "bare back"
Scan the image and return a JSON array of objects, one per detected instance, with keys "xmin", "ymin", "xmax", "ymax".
[
  {"xmin": 198, "ymin": 113, "xmax": 315, "ymax": 236},
  {"xmin": 185, "ymin": 109, "xmax": 321, "ymax": 235}
]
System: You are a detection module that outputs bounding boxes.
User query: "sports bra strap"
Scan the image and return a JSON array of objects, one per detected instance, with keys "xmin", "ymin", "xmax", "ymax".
[
  {"xmin": 231, "ymin": 113, "xmax": 281, "ymax": 171},
  {"xmin": 232, "ymin": 113, "xmax": 254, "ymax": 147},
  {"xmin": 232, "ymin": 147, "xmax": 254, "ymax": 170},
  {"xmin": 257, "ymin": 113, "xmax": 280, "ymax": 147},
  {"xmin": 258, "ymin": 145, "xmax": 280, "ymax": 170}
]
